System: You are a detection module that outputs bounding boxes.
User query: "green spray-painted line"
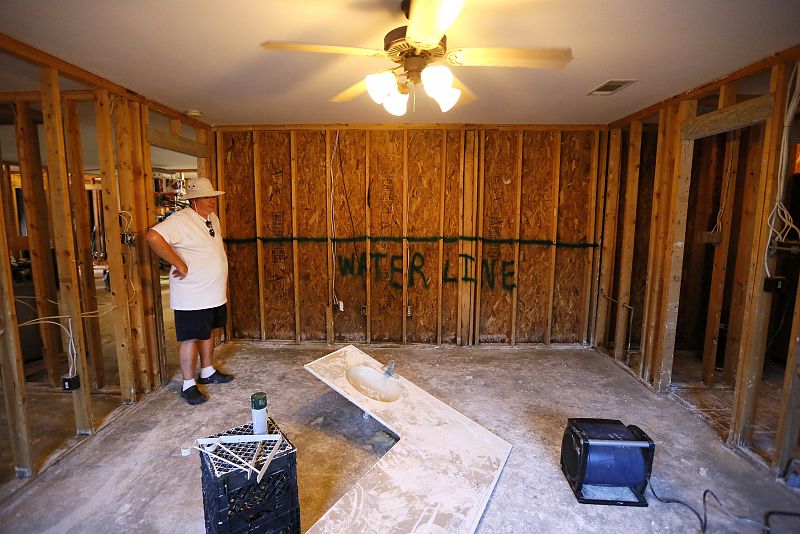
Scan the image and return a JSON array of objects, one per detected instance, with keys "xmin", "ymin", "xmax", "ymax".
[{"xmin": 224, "ymin": 235, "xmax": 598, "ymax": 248}]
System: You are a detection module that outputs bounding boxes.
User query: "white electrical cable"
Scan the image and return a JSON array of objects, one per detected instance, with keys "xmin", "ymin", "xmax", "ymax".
[
  {"xmin": 764, "ymin": 60, "xmax": 800, "ymax": 277},
  {"xmin": 330, "ymin": 130, "xmax": 340, "ymax": 306},
  {"xmin": 710, "ymin": 139, "xmax": 736, "ymax": 235},
  {"xmin": 119, "ymin": 210, "xmax": 133, "ymax": 234}
]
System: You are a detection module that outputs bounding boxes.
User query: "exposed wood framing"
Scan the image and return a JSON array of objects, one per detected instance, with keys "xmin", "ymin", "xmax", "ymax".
[
  {"xmin": 682, "ymin": 94, "xmax": 774, "ymax": 141},
  {"xmin": 544, "ymin": 131, "xmax": 562, "ymax": 345},
  {"xmin": 95, "ymin": 88, "xmax": 136, "ymax": 403},
  {"xmin": 646, "ymin": 107, "xmax": 681, "ymax": 383},
  {"xmin": 652, "ymin": 100, "xmax": 698, "ymax": 392},
  {"xmin": 217, "ymin": 124, "xmax": 634, "ymax": 133},
  {"xmin": 460, "ymin": 130, "xmax": 477, "ymax": 345},
  {"xmin": 730, "ymin": 64, "xmax": 787, "ymax": 446},
  {"xmin": 14, "ymin": 101, "xmax": 61, "ymax": 387},
  {"xmin": 146, "ymin": 126, "xmax": 208, "ymax": 158},
  {"xmin": 64, "ymin": 99, "xmax": 105, "ymax": 389},
  {"xmin": 581, "ymin": 130, "xmax": 601, "ymax": 344},
  {"xmin": 594, "ymin": 129, "xmax": 622, "ymax": 347},
  {"xmin": 610, "ymin": 43, "xmax": 800, "ymax": 128},
  {"xmin": 437, "ymin": 130, "xmax": 447, "ymax": 345},
  {"xmin": 510, "ymin": 131, "xmax": 523, "ymax": 345},
  {"xmin": 197, "ymin": 128, "xmax": 210, "ymax": 180},
  {"xmin": 613, "ymin": 121, "xmax": 643, "ymax": 360},
  {"xmin": 588, "ymin": 131, "xmax": 609, "ymax": 345},
  {"xmin": 0, "ymin": 185, "xmax": 33, "ymax": 477},
  {"xmin": 0, "ymin": 89, "xmax": 94, "ymax": 103},
  {"xmin": 41, "ymin": 67, "xmax": 94, "ymax": 431},
  {"xmin": 325, "ymin": 131, "xmax": 334, "ymax": 344},
  {"xmin": 702, "ymin": 85, "xmax": 741, "ymax": 384},
  {"xmin": 365, "ymin": 131, "xmax": 372, "ymax": 343},
  {"xmin": 113, "ymin": 96, "xmax": 151, "ymax": 393},
  {"xmin": 215, "ymin": 133, "xmax": 232, "ymax": 338},
  {"xmin": 139, "ymin": 104, "xmax": 168, "ymax": 377},
  {"xmin": 473, "ymin": 131, "xmax": 486, "ymax": 344},
  {"xmin": 0, "ymin": 154, "xmax": 18, "ymax": 251},
  {"xmin": 723, "ymin": 125, "xmax": 764, "ymax": 385},
  {"xmin": 774, "ymin": 270, "xmax": 800, "ymax": 476},
  {"xmin": 213, "ymin": 125, "xmax": 603, "ymax": 345},
  {"xmin": 290, "ymin": 131, "xmax": 301, "ymax": 343},
  {"xmin": 455, "ymin": 130, "xmax": 466, "ymax": 345},
  {"xmin": 640, "ymin": 108, "xmax": 673, "ymax": 380},
  {"xmin": 402, "ymin": 129, "xmax": 409, "ymax": 344},
  {"xmin": 0, "ymin": 34, "xmax": 209, "ymax": 130},
  {"xmin": 253, "ymin": 133, "xmax": 266, "ymax": 340},
  {"xmin": 128, "ymin": 101, "xmax": 162, "ymax": 387}
]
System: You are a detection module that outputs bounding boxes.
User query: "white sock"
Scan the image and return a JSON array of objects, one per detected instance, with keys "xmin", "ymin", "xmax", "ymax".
[
  {"xmin": 182, "ymin": 378, "xmax": 196, "ymax": 391},
  {"xmin": 200, "ymin": 366, "xmax": 216, "ymax": 379}
]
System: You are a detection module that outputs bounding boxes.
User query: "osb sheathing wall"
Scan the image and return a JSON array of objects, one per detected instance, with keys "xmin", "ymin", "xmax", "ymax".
[{"xmin": 217, "ymin": 126, "xmax": 602, "ymax": 344}]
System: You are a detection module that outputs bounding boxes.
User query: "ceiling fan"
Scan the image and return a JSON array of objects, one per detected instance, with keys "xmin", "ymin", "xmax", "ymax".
[{"xmin": 261, "ymin": 0, "xmax": 572, "ymax": 116}]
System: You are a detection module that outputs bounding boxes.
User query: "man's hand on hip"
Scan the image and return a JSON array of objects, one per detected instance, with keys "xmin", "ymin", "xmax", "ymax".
[{"xmin": 172, "ymin": 262, "xmax": 188, "ymax": 279}]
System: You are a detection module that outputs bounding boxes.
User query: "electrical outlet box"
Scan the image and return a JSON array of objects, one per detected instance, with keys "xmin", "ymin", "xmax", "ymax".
[
  {"xmin": 62, "ymin": 374, "xmax": 80, "ymax": 391},
  {"xmin": 764, "ymin": 276, "xmax": 786, "ymax": 292},
  {"xmin": 698, "ymin": 231, "xmax": 722, "ymax": 245},
  {"xmin": 338, "ymin": 300, "xmax": 344, "ymax": 313}
]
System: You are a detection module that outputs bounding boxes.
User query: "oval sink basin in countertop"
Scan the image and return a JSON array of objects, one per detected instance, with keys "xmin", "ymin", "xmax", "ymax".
[{"xmin": 345, "ymin": 365, "xmax": 402, "ymax": 402}]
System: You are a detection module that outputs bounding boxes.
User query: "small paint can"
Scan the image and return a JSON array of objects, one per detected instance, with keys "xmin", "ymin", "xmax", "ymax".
[{"xmin": 251, "ymin": 392, "xmax": 268, "ymax": 434}]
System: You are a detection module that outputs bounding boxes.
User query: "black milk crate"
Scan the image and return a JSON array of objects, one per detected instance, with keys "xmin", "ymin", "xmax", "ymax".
[{"xmin": 200, "ymin": 419, "xmax": 299, "ymax": 534}]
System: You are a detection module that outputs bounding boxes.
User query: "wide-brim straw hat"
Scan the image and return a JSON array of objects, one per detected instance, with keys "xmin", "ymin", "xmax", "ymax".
[{"xmin": 182, "ymin": 178, "xmax": 225, "ymax": 200}]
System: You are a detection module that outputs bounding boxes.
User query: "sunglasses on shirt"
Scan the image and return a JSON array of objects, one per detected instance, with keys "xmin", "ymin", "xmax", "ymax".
[{"xmin": 205, "ymin": 219, "xmax": 215, "ymax": 238}]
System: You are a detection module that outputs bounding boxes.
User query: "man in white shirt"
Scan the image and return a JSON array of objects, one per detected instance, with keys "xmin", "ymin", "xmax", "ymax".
[{"xmin": 145, "ymin": 178, "xmax": 233, "ymax": 405}]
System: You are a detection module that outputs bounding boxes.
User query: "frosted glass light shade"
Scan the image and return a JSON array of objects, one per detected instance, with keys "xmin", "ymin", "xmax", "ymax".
[
  {"xmin": 382, "ymin": 90, "xmax": 409, "ymax": 116},
  {"xmin": 365, "ymin": 71, "xmax": 396, "ymax": 104},
  {"xmin": 432, "ymin": 87, "xmax": 461, "ymax": 112},
  {"xmin": 421, "ymin": 65, "xmax": 454, "ymax": 98}
]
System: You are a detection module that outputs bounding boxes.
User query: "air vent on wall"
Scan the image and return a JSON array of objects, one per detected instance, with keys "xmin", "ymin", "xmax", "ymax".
[{"xmin": 588, "ymin": 79, "xmax": 637, "ymax": 96}]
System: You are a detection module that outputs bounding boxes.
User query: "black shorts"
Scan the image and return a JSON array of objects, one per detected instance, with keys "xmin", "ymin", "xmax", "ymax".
[{"xmin": 174, "ymin": 304, "xmax": 227, "ymax": 342}]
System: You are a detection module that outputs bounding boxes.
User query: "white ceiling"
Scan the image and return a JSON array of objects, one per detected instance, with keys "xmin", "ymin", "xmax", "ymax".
[{"xmin": 0, "ymin": 0, "xmax": 799, "ymax": 127}]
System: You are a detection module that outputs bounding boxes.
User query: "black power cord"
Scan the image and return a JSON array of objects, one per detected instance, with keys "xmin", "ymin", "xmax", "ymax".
[
  {"xmin": 764, "ymin": 511, "xmax": 800, "ymax": 534},
  {"xmin": 649, "ymin": 481, "xmax": 800, "ymax": 533}
]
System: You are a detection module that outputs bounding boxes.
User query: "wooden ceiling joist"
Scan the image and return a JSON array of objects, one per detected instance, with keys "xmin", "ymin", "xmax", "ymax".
[
  {"xmin": 610, "ymin": 42, "xmax": 800, "ymax": 128},
  {"xmin": 681, "ymin": 93, "xmax": 774, "ymax": 140},
  {"xmin": 0, "ymin": 90, "xmax": 94, "ymax": 102},
  {"xmin": 147, "ymin": 126, "xmax": 208, "ymax": 158},
  {"xmin": 0, "ymin": 32, "xmax": 209, "ymax": 130}
]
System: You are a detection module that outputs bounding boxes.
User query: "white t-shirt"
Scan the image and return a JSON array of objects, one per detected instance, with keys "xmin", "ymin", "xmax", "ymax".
[{"xmin": 152, "ymin": 208, "xmax": 228, "ymax": 311}]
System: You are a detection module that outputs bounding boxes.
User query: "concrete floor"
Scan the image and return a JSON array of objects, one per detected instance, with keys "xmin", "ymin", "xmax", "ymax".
[
  {"xmin": 0, "ymin": 274, "xmax": 177, "ymax": 492},
  {"xmin": 1, "ymin": 342, "xmax": 799, "ymax": 533}
]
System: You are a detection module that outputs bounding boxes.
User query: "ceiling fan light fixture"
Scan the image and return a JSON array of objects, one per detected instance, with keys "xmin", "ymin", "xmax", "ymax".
[
  {"xmin": 383, "ymin": 89, "xmax": 409, "ymax": 116},
  {"xmin": 365, "ymin": 71, "xmax": 397, "ymax": 104},
  {"xmin": 421, "ymin": 65, "xmax": 454, "ymax": 98},
  {"xmin": 407, "ymin": 0, "xmax": 465, "ymax": 49},
  {"xmin": 433, "ymin": 86, "xmax": 461, "ymax": 112}
]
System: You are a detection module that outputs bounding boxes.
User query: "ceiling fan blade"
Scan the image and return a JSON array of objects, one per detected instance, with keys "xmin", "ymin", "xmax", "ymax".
[
  {"xmin": 329, "ymin": 79, "xmax": 368, "ymax": 102},
  {"xmin": 446, "ymin": 47, "xmax": 573, "ymax": 69},
  {"xmin": 406, "ymin": 0, "xmax": 465, "ymax": 49},
  {"xmin": 261, "ymin": 41, "xmax": 386, "ymax": 58},
  {"xmin": 451, "ymin": 74, "xmax": 477, "ymax": 107}
]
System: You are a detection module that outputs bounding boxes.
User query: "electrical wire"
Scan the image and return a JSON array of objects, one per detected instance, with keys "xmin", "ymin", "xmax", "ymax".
[
  {"xmin": 649, "ymin": 480, "xmax": 800, "ymax": 533},
  {"xmin": 764, "ymin": 511, "xmax": 800, "ymax": 533},
  {"xmin": 710, "ymin": 135, "xmax": 736, "ymax": 235},
  {"xmin": 15, "ymin": 304, "xmax": 116, "ymax": 377},
  {"xmin": 765, "ymin": 60, "xmax": 800, "ymax": 277},
  {"xmin": 329, "ymin": 130, "xmax": 339, "ymax": 306},
  {"xmin": 649, "ymin": 482, "xmax": 703, "ymax": 531}
]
